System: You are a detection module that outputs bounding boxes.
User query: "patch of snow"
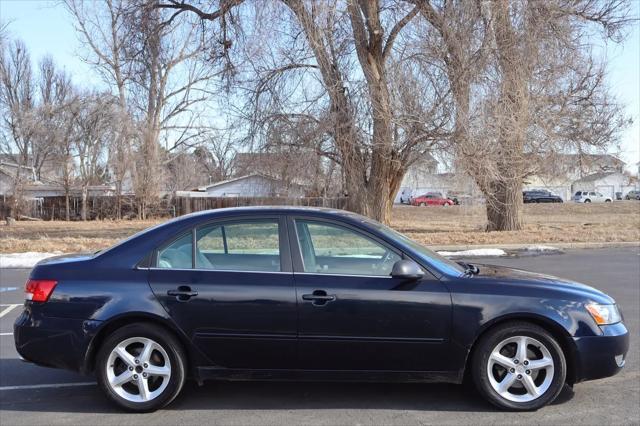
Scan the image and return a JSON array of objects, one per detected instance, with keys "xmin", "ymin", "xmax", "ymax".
[
  {"xmin": 437, "ymin": 248, "xmax": 507, "ymax": 257},
  {"xmin": 0, "ymin": 252, "xmax": 62, "ymax": 269},
  {"xmin": 525, "ymin": 245, "xmax": 562, "ymax": 252}
]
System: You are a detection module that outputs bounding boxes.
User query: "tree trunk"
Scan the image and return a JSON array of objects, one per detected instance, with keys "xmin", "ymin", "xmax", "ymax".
[
  {"xmin": 116, "ymin": 194, "xmax": 122, "ymax": 220},
  {"xmin": 81, "ymin": 186, "xmax": 88, "ymax": 221},
  {"xmin": 65, "ymin": 191, "xmax": 70, "ymax": 221},
  {"xmin": 485, "ymin": 177, "xmax": 523, "ymax": 231},
  {"xmin": 481, "ymin": 0, "xmax": 529, "ymax": 231}
]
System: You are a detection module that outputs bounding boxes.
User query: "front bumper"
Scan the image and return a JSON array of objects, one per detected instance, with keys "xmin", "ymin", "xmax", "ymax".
[
  {"xmin": 14, "ymin": 307, "xmax": 101, "ymax": 374},
  {"xmin": 573, "ymin": 322, "xmax": 629, "ymax": 382}
]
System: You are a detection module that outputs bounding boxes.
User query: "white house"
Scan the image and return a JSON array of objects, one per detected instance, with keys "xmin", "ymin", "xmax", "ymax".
[
  {"xmin": 182, "ymin": 173, "xmax": 307, "ymax": 198},
  {"xmin": 571, "ymin": 172, "xmax": 634, "ymax": 199}
]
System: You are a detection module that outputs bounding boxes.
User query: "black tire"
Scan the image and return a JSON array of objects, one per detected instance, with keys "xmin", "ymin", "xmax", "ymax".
[
  {"xmin": 96, "ymin": 323, "xmax": 187, "ymax": 412},
  {"xmin": 471, "ymin": 321, "xmax": 566, "ymax": 411},
  {"xmin": 584, "ymin": 199, "xmax": 591, "ymax": 203},
  {"xmin": 605, "ymin": 199, "xmax": 612, "ymax": 203}
]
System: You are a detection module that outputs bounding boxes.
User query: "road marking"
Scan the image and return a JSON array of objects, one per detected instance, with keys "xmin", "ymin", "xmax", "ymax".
[
  {"xmin": 0, "ymin": 304, "xmax": 19, "ymax": 318},
  {"xmin": 0, "ymin": 287, "xmax": 18, "ymax": 292},
  {"xmin": 0, "ymin": 332, "xmax": 13, "ymax": 336},
  {"xmin": 0, "ymin": 382, "xmax": 96, "ymax": 391}
]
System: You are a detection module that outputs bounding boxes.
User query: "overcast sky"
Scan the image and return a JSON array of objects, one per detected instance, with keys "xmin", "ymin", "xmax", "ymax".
[{"xmin": 1, "ymin": 0, "xmax": 638, "ymax": 171}]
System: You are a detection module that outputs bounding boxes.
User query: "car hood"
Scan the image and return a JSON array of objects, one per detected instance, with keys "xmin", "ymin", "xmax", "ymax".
[{"xmin": 472, "ymin": 264, "xmax": 614, "ymax": 304}]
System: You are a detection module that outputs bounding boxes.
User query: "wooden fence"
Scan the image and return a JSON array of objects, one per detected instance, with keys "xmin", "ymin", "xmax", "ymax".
[
  {"xmin": 176, "ymin": 196, "xmax": 348, "ymax": 216},
  {"xmin": 0, "ymin": 195, "xmax": 348, "ymax": 221}
]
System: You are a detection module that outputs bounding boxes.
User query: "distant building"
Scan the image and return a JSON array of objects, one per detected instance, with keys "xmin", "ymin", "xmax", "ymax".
[
  {"xmin": 181, "ymin": 173, "xmax": 307, "ymax": 198},
  {"xmin": 0, "ymin": 161, "xmax": 37, "ymax": 197},
  {"xmin": 524, "ymin": 153, "xmax": 627, "ymax": 201},
  {"xmin": 0, "ymin": 154, "xmax": 67, "ymax": 183},
  {"xmin": 231, "ymin": 151, "xmax": 321, "ymax": 187},
  {"xmin": 571, "ymin": 172, "xmax": 635, "ymax": 200}
]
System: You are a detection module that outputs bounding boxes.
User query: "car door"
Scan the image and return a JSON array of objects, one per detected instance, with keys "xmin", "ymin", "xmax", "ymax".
[
  {"xmin": 148, "ymin": 216, "xmax": 297, "ymax": 369},
  {"xmin": 289, "ymin": 217, "xmax": 452, "ymax": 372}
]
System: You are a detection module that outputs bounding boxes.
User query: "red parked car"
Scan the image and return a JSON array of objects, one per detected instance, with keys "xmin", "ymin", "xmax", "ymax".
[{"xmin": 411, "ymin": 192, "xmax": 455, "ymax": 207}]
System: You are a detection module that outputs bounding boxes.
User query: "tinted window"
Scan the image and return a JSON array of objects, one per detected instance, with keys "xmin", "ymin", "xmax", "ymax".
[
  {"xmin": 590, "ymin": 192, "xmax": 596, "ymax": 196},
  {"xmin": 295, "ymin": 220, "xmax": 400, "ymax": 276},
  {"xmin": 196, "ymin": 221, "xmax": 281, "ymax": 271},
  {"xmin": 157, "ymin": 232, "xmax": 192, "ymax": 269}
]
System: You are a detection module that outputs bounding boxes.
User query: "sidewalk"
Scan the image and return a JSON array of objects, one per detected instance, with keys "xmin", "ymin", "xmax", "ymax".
[{"xmin": 431, "ymin": 241, "xmax": 640, "ymax": 252}]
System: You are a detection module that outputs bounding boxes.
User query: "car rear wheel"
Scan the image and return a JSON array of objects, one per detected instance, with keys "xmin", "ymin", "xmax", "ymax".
[
  {"xmin": 420, "ymin": 202, "xmax": 426, "ymax": 207},
  {"xmin": 605, "ymin": 199, "xmax": 612, "ymax": 203},
  {"xmin": 96, "ymin": 323, "xmax": 186, "ymax": 412},
  {"xmin": 584, "ymin": 199, "xmax": 591, "ymax": 203},
  {"xmin": 472, "ymin": 322, "xmax": 566, "ymax": 411}
]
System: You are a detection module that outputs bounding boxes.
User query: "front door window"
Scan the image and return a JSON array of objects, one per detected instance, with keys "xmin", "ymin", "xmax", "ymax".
[{"xmin": 295, "ymin": 220, "xmax": 400, "ymax": 276}]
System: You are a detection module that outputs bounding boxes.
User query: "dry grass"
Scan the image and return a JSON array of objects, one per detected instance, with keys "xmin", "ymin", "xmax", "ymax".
[
  {"xmin": 0, "ymin": 219, "xmax": 161, "ymax": 253},
  {"xmin": 391, "ymin": 201, "xmax": 640, "ymax": 246},
  {"xmin": 1, "ymin": 202, "xmax": 639, "ymax": 253}
]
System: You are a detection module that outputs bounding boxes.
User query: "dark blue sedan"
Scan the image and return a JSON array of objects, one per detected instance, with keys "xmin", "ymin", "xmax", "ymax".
[{"xmin": 14, "ymin": 207, "xmax": 628, "ymax": 411}]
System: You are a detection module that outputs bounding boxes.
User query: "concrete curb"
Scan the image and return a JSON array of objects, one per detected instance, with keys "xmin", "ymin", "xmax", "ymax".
[{"xmin": 430, "ymin": 241, "xmax": 640, "ymax": 252}]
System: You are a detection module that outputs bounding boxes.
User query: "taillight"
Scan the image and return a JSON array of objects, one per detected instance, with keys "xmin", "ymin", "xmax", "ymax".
[{"xmin": 25, "ymin": 279, "xmax": 57, "ymax": 302}]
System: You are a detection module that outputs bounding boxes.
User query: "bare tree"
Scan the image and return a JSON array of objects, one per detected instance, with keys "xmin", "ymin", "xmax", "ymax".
[
  {"xmin": 164, "ymin": 0, "xmax": 450, "ymax": 223},
  {"xmin": 0, "ymin": 39, "xmax": 37, "ymax": 217},
  {"xmin": 71, "ymin": 93, "xmax": 114, "ymax": 220},
  {"xmin": 67, "ymin": 0, "xmax": 220, "ymax": 219},
  {"xmin": 414, "ymin": 0, "xmax": 632, "ymax": 230},
  {"xmin": 197, "ymin": 129, "xmax": 238, "ymax": 182},
  {"xmin": 35, "ymin": 59, "xmax": 79, "ymax": 220}
]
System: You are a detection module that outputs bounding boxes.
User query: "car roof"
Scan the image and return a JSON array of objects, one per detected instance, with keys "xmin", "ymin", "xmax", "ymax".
[
  {"xmin": 180, "ymin": 205, "xmax": 360, "ymax": 218},
  {"xmin": 168, "ymin": 206, "xmax": 379, "ymax": 228}
]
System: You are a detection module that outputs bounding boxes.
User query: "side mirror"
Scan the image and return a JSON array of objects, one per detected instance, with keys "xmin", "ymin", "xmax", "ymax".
[{"xmin": 391, "ymin": 259, "xmax": 425, "ymax": 280}]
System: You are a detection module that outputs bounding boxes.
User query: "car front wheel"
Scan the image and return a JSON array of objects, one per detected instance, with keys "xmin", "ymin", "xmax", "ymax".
[
  {"xmin": 96, "ymin": 323, "xmax": 187, "ymax": 412},
  {"xmin": 472, "ymin": 322, "xmax": 566, "ymax": 411}
]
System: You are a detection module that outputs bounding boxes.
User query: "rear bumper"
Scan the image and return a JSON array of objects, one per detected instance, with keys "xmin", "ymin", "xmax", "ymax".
[
  {"xmin": 573, "ymin": 322, "xmax": 629, "ymax": 383},
  {"xmin": 13, "ymin": 307, "xmax": 100, "ymax": 374}
]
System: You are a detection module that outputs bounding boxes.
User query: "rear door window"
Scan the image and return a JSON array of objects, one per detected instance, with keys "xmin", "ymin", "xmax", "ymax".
[
  {"xmin": 157, "ymin": 232, "xmax": 193, "ymax": 269},
  {"xmin": 196, "ymin": 220, "xmax": 281, "ymax": 272}
]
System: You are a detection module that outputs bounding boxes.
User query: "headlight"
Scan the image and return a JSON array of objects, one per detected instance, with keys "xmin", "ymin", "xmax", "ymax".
[{"xmin": 585, "ymin": 303, "xmax": 621, "ymax": 325}]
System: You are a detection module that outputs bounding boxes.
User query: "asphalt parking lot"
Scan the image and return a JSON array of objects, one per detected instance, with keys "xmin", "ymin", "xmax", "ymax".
[{"xmin": 0, "ymin": 247, "xmax": 638, "ymax": 425}]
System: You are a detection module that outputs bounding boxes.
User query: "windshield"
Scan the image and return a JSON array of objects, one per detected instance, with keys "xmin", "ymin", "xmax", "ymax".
[{"xmin": 362, "ymin": 219, "xmax": 466, "ymax": 276}]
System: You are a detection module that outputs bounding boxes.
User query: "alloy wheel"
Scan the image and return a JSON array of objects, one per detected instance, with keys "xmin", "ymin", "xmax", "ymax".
[
  {"xmin": 486, "ymin": 335, "xmax": 554, "ymax": 403},
  {"xmin": 105, "ymin": 337, "xmax": 172, "ymax": 403}
]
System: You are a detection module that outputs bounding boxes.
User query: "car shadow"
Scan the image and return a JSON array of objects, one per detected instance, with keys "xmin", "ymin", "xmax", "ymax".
[{"xmin": 0, "ymin": 358, "xmax": 575, "ymax": 414}]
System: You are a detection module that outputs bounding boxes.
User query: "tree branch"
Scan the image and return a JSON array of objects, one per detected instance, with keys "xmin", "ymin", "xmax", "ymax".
[{"xmin": 383, "ymin": 5, "xmax": 419, "ymax": 61}]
